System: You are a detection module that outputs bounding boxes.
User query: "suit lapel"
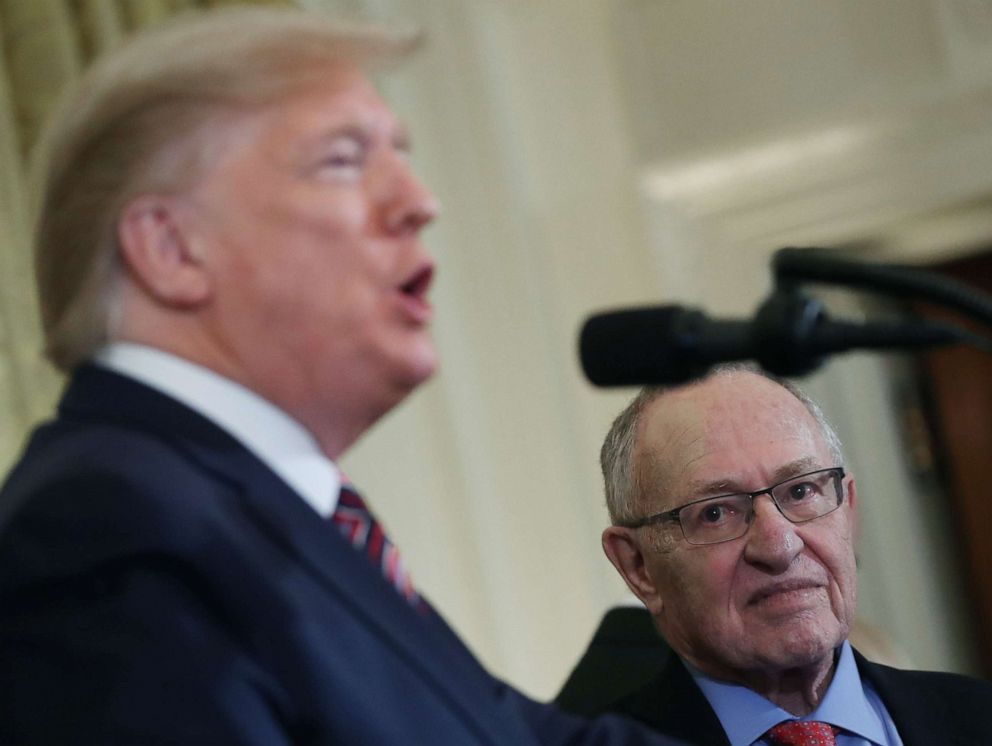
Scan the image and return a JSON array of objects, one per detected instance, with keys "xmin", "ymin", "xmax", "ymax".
[
  {"xmin": 59, "ymin": 367, "xmax": 526, "ymax": 744},
  {"xmin": 855, "ymin": 650, "xmax": 964, "ymax": 746},
  {"xmin": 233, "ymin": 458, "xmax": 503, "ymax": 708}
]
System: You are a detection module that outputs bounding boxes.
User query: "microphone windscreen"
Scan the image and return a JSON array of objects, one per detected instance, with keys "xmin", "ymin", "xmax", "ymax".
[{"xmin": 579, "ymin": 306, "xmax": 701, "ymax": 387}]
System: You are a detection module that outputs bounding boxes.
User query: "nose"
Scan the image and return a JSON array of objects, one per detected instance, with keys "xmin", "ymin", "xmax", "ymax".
[
  {"xmin": 742, "ymin": 494, "xmax": 803, "ymax": 573},
  {"xmin": 382, "ymin": 158, "xmax": 440, "ymax": 236}
]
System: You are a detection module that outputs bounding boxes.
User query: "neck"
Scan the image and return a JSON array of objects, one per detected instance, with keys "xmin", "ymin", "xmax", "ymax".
[
  {"xmin": 113, "ymin": 329, "xmax": 382, "ymax": 461},
  {"xmin": 689, "ymin": 650, "xmax": 837, "ymax": 717},
  {"xmin": 739, "ymin": 656, "xmax": 837, "ymax": 716}
]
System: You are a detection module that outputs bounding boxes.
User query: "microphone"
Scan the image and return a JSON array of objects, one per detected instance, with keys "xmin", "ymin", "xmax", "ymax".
[{"xmin": 579, "ymin": 291, "xmax": 968, "ymax": 386}]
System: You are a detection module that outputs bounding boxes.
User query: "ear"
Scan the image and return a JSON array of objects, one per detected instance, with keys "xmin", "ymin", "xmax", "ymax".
[
  {"xmin": 602, "ymin": 526, "xmax": 664, "ymax": 616},
  {"xmin": 117, "ymin": 194, "xmax": 211, "ymax": 307},
  {"xmin": 844, "ymin": 471, "xmax": 859, "ymax": 541}
]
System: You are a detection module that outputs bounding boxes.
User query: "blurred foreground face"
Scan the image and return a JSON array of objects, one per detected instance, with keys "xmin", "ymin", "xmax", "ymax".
[
  {"xmin": 179, "ymin": 63, "xmax": 439, "ymax": 448},
  {"xmin": 633, "ymin": 373, "xmax": 858, "ymax": 681}
]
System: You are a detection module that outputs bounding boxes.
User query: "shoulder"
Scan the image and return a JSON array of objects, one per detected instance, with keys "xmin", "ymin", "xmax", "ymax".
[
  {"xmin": 861, "ymin": 655, "xmax": 992, "ymax": 700},
  {"xmin": 857, "ymin": 652, "xmax": 992, "ymax": 741},
  {"xmin": 0, "ymin": 414, "xmax": 295, "ymax": 740},
  {"xmin": 0, "ymin": 412, "xmax": 250, "ymax": 589}
]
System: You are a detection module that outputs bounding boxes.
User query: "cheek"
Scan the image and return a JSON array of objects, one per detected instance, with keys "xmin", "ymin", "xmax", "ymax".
[
  {"xmin": 836, "ymin": 547, "xmax": 859, "ymax": 605},
  {"xmin": 293, "ymin": 185, "xmax": 370, "ymax": 235},
  {"xmin": 237, "ymin": 179, "xmax": 370, "ymax": 246},
  {"xmin": 828, "ymin": 519, "xmax": 858, "ymax": 592},
  {"xmin": 266, "ymin": 215, "xmax": 376, "ymax": 295},
  {"xmin": 658, "ymin": 550, "xmax": 738, "ymax": 620},
  {"xmin": 290, "ymin": 201, "xmax": 383, "ymax": 290},
  {"xmin": 805, "ymin": 527, "xmax": 858, "ymax": 622}
]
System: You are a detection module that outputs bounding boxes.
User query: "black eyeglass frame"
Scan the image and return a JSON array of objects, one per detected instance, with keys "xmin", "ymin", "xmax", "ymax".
[{"xmin": 617, "ymin": 467, "xmax": 847, "ymax": 545}]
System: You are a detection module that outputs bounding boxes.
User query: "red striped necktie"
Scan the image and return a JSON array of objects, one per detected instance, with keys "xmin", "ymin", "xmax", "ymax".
[
  {"xmin": 766, "ymin": 721, "xmax": 840, "ymax": 746},
  {"xmin": 331, "ymin": 484, "xmax": 419, "ymax": 605}
]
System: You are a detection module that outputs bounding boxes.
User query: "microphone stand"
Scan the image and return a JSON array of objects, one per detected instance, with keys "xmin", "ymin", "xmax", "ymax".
[
  {"xmin": 774, "ymin": 247, "xmax": 992, "ymax": 327},
  {"xmin": 741, "ymin": 247, "xmax": 992, "ymax": 378}
]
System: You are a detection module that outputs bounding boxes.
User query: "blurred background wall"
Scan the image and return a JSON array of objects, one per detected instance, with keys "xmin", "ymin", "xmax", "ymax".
[{"xmin": 2, "ymin": 0, "xmax": 991, "ymax": 699}]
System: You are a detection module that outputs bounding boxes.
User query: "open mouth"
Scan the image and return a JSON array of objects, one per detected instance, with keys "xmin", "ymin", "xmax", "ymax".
[
  {"xmin": 400, "ymin": 264, "xmax": 434, "ymax": 300},
  {"xmin": 395, "ymin": 263, "xmax": 435, "ymax": 325}
]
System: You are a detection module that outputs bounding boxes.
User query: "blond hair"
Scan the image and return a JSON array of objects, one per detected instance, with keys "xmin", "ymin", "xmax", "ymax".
[{"xmin": 33, "ymin": 5, "xmax": 418, "ymax": 370}]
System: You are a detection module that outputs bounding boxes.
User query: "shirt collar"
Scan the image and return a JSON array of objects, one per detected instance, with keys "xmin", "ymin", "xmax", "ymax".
[
  {"xmin": 688, "ymin": 641, "xmax": 889, "ymax": 746},
  {"xmin": 94, "ymin": 342, "xmax": 340, "ymax": 517}
]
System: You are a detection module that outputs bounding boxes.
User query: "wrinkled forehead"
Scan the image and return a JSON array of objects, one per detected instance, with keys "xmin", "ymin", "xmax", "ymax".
[{"xmin": 635, "ymin": 373, "xmax": 831, "ymax": 507}]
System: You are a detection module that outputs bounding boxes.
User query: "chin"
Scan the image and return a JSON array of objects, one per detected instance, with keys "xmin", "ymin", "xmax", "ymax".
[
  {"xmin": 360, "ymin": 334, "xmax": 437, "ymax": 408},
  {"xmin": 380, "ymin": 355, "xmax": 436, "ymax": 405},
  {"xmin": 766, "ymin": 623, "xmax": 844, "ymax": 670},
  {"xmin": 399, "ymin": 337, "xmax": 439, "ymax": 386},
  {"xmin": 412, "ymin": 348, "xmax": 439, "ymax": 383}
]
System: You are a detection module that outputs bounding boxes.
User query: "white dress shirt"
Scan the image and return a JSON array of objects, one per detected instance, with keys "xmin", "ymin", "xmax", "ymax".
[{"xmin": 95, "ymin": 342, "xmax": 340, "ymax": 517}]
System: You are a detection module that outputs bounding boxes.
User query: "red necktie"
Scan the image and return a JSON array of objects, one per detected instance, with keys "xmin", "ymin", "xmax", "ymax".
[
  {"xmin": 331, "ymin": 484, "xmax": 419, "ymax": 605},
  {"xmin": 766, "ymin": 721, "xmax": 840, "ymax": 746}
]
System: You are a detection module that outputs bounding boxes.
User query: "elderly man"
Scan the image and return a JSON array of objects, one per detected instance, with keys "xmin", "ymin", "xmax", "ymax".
[
  {"xmin": 566, "ymin": 366, "xmax": 992, "ymax": 745},
  {"xmin": 0, "ymin": 7, "xmax": 676, "ymax": 745}
]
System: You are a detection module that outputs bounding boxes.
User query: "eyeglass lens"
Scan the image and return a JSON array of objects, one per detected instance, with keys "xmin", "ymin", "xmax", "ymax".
[{"xmin": 679, "ymin": 469, "xmax": 843, "ymax": 545}]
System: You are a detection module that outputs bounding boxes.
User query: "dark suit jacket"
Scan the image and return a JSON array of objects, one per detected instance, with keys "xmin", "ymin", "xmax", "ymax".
[
  {"xmin": 0, "ymin": 367, "xmax": 676, "ymax": 745},
  {"xmin": 558, "ymin": 606, "xmax": 992, "ymax": 746}
]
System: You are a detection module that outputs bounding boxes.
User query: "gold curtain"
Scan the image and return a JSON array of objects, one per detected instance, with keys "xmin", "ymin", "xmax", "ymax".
[{"xmin": 0, "ymin": 0, "xmax": 290, "ymax": 473}]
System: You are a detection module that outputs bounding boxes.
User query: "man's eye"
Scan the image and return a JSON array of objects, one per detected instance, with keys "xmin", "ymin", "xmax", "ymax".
[
  {"xmin": 315, "ymin": 137, "xmax": 366, "ymax": 176},
  {"xmin": 325, "ymin": 154, "xmax": 361, "ymax": 167},
  {"xmin": 687, "ymin": 501, "xmax": 737, "ymax": 528},
  {"xmin": 320, "ymin": 152, "xmax": 363, "ymax": 171},
  {"xmin": 701, "ymin": 505, "xmax": 727, "ymax": 524},
  {"xmin": 786, "ymin": 482, "xmax": 819, "ymax": 502}
]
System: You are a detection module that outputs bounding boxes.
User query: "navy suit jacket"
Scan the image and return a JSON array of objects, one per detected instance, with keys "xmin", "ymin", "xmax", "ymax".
[
  {"xmin": 0, "ymin": 367, "xmax": 677, "ymax": 745},
  {"xmin": 558, "ymin": 607, "xmax": 992, "ymax": 746}
]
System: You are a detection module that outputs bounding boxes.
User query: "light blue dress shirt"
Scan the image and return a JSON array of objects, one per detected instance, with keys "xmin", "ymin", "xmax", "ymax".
[{"xmin": 688, "ymin": 641, "xmax": 903, "ymax": 746}]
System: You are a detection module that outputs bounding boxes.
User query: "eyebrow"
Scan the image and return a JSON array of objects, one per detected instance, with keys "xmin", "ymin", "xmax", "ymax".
[
  {"xmin": 346, "ymin": 122, "xmax": 412, "ymax": 150},
  {"xmin": 685, "ymin": 456, "xmax": 824, "ymax": 498},
  {"xmin": 306, "ymin": 122, "xmax": 411, "ymax": 154}
]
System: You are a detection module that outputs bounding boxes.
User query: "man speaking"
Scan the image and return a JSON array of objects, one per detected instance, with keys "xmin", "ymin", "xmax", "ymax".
[{"xmin": 0, "ymin": 6, "xmax": 676, "ymax": 744}]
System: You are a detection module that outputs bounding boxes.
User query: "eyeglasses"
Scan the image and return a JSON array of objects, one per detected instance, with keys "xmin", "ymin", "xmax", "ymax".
[{"xmin": 619, "ymin": 467, "xmax": 846, "ymax": 545}]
